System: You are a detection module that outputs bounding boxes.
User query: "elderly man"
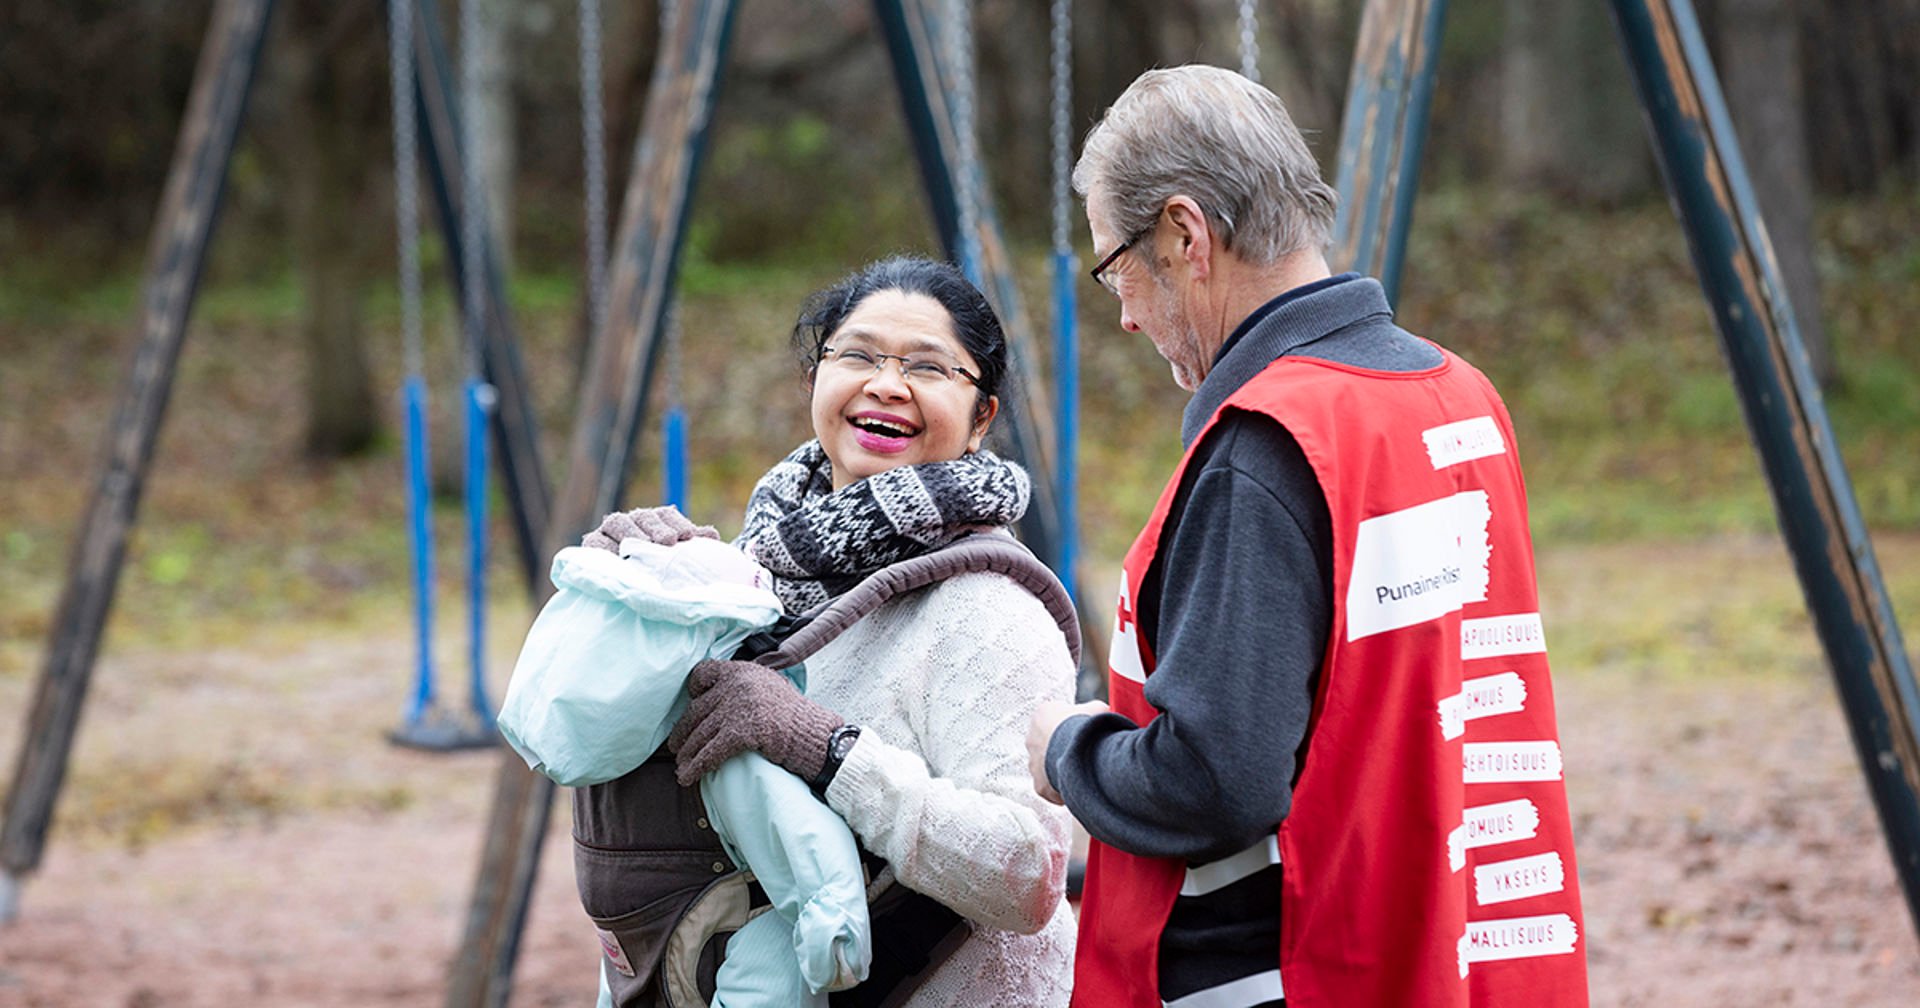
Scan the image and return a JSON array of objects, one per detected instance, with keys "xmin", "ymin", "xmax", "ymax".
[{"xmin": 1026, "ymin": 66, "xmax": 1589, "ymax": 1007}]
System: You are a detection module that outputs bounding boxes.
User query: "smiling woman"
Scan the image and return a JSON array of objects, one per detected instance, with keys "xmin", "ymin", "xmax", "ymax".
[
  {"xmin": 576, "ymin": 256, "xmax": 1078, "ymax": 1008},
  {"xmin": 802, "ymin": 280, "xmax": 1000, "ymax": 487}
]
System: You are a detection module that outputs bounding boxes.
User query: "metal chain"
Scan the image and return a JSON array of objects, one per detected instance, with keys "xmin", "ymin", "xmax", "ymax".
[
  {"xmin": 579, "ymin": 0, "xmax": 609, "ymax": 342},
  {"xmin": 946, "ymin": 0, "xmax": 980, "ymax": 277},
  {"xmin": 666, "ymin": 304, "xmax": 684, "ymax": 412},
  {"xmin": 388, "ymin": 0, "xmax": 425, "ymax": 380},
  {"xmin": 1049, "ymin": 0, "xmax": 1073, "ymax": 255},
  {"xmin": 1237, "ymin": 0, "xmax": 1261, "ymax": 83},
  {"xmin": 460, "ymin": 0, "xmax": 487, "ymax": 378}
]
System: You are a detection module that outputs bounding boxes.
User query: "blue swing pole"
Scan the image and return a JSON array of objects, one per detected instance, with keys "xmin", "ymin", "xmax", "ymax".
[
  {"xmin": 663, "ymin": 408, "xmax": 689, "ymax": 510},
  {"xmin": 464, "ymin": 377, "xmax": 498, "ymax": 729},
  {"xmin": 402, "ymin": 375, "xmax": 437, "ymax": 726},
  {"xmin": 1051, "ymin": 254, "xmax": 1076, "ymax": 594},
  {"xmin": 662, "ymin": 306, "xmax": 689, "ymax": 510}
]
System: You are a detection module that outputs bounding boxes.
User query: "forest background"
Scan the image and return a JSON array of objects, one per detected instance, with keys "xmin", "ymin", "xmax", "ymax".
[{"xmin": 3, "ymin": 0, "xmax": 1920, "ymax": 1005}]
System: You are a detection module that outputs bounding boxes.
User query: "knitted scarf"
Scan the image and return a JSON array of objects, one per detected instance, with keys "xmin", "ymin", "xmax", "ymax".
[{"xmin": 737, "ymin": 440, "xmax": 1031, "ymax": 612}]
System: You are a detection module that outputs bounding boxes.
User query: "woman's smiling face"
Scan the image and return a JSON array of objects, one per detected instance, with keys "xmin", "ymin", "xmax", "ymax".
[{"xmin": 809, "ymin": 289, "xmax": 998, "ymax": 489}]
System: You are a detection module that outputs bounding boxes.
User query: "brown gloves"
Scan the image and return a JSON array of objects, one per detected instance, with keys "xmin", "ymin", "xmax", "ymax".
[
  {"xmin": 581, "ymin": 505, "xmax": 718, "ymax": 553},
  {"xmin": 668, "ymin": 658, "xmax": 845, "ymax": 787}
]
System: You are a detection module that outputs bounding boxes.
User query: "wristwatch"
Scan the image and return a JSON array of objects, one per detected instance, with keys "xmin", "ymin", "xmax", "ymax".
[{"xmin": 811, "ymin": 724, "xmax": 862, "ymax": 796}]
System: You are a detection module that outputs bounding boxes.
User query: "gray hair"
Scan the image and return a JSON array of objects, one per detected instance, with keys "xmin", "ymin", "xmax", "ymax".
[{"xmin": 1073, "ymin": 65, "xmax": 1338, "ymax": 265}]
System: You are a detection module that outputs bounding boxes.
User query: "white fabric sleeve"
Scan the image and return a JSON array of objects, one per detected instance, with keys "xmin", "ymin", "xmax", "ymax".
[{"xmin": 819, "ymin": 576, "xmax": 1076, "ymax": 935}]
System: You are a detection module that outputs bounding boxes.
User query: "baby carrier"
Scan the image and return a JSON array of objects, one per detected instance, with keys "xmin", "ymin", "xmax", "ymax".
[{"xmin": 573, "ymin": 533, "xmax": 1083, "ymax": 1008}]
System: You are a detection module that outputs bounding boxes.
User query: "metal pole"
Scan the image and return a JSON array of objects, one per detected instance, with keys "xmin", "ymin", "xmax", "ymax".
[
  {"xmin": 0, "ymin": 0, "xmax": 279, "ymax": 923},
  {"xmin": 1328, "ymin": 0, "xmax": 1448, "ymax": 301},
  {"xmin": 1609, "ymin": 0, "xmax": 1920, "ymax": 939}
]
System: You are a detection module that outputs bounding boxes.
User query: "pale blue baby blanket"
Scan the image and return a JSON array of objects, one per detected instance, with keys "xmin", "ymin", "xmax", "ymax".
[{"xmin": 499, "ymin": 540, "xmax": 871, "ymax": 1004}]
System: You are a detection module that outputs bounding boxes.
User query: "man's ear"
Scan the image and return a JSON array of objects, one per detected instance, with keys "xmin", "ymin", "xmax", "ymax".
[
  {"xmin": 969, "ymin": 395, "xmax": 1001, "ymax": 452},
  {"xmin": 1164, "ymin": 195, "xmax": 1212, "ymax": 281}
]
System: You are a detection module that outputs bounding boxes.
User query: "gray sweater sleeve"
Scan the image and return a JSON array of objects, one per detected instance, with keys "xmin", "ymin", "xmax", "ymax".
[{"xmin": 1046, "ymin": 412, "xmax": 1330, "ymax": 863}]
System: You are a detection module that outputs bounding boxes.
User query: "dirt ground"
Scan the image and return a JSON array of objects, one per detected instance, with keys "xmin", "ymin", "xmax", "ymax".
[{"xmin": 2, "ymin": 540, "xmax": 1919, "ymax": 1006}]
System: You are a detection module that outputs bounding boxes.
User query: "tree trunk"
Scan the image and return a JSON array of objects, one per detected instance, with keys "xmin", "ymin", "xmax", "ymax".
[
  {"xmin": 473, "ymin": 0, "xmax": 516, "ymax": 275},
  {"xmin": 1496, "ymin": 0, "xmax": 1649, "ymax": 201},
  {"xmin": 1499, "ymin": 0, "xmax": 1554, "ymax": 188},
  {"xmin": 279, "ymin": 0, "xmax": 380, "ymax": 458},
  {"xmin": 298, "ymin": 194, "xmax": 379, "ymax": 458},
  {"xmin": 1268, "ymin": 0, "xmax": 1363, "ymax": 156},
  {"xmin": 1717, "ymin": 0, "xmax": 1831, "ymax": 384},
  {"xmin": 1799, "ymin": 0, "xmax": 1920, "ymax": 194}
]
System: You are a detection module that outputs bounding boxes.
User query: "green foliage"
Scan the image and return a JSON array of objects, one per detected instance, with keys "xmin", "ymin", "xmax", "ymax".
[
  {"xmin": 2, "ymin": 186, "xmax": 1918, "ymax": 657},
  {"xmin": 689, "ymin": 112, "xmax": 932, "ymax": 268},
  {"xmin": 1396, "ymin": 185, "xmax": 1920, "ymax": 541}
]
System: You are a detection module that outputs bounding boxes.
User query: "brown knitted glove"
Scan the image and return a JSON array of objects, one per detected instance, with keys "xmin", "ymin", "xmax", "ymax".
[
  {"xmin": 581, "ymin": 505, "xmax": 719, "ymax": 552},
  {"xmin": 668, "ymin": 658, "xmax": 845, "ymax": 786}
]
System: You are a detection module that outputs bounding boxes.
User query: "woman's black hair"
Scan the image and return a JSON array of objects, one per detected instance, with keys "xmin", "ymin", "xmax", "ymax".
[{"xmin": 790, "ymin": 256, "xmax": 1009, "ymax": 412}]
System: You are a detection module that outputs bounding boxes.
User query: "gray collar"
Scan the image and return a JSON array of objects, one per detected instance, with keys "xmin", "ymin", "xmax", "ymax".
[{"xmin": 1181, "ymin": 277, "xmax": 1395, "ymax": 446}]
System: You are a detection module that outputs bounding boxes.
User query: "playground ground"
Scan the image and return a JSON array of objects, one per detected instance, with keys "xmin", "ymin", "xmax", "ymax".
[{"xmin": 2, "ymin": 535, "xmax": 1919, "ymax": 1006}]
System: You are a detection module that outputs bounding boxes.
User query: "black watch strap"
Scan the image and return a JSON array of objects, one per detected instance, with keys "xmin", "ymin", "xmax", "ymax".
[{"xmin": 811, "ymin": 724, "xmax": 861, "ymax": 796}]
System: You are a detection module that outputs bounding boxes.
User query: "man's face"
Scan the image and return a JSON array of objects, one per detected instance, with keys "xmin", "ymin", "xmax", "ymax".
[{"xmin": 1087, "ymin": 192, "xmax": 1210, "ymax": 391}]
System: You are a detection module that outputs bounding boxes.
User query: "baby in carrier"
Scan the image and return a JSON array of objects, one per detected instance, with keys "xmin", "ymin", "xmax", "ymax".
[{"xmin": 498, "ymin": 528, "xmax": 872, "ymax": 1007}]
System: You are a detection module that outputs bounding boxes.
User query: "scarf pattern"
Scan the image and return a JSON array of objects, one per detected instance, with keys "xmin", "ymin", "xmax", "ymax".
[{"xmin": 737, "ymin": 440, "xmax": 1031, "ymax": 612}]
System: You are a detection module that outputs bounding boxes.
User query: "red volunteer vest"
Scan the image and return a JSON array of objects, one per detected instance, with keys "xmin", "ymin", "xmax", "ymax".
[{"xmin": 1074, "ymin": 350, "xmax": 1588, "ymax": 1007}]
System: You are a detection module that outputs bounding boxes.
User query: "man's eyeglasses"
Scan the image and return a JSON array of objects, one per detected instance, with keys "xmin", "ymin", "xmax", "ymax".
[
  {"xmin": 1088, "ymin": 223, "xmax": 1153, "ymax": 297},
  {"xmin": 820, "ymin": 345, "xmax": 980, "ymax": 388},
  {"xmin": 1087, "ymin": 206, "xmax": 1234, "ymax": 297}
]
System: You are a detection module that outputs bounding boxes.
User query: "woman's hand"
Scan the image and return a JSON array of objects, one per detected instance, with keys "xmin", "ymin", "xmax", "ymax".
[
  {"xmin": 668, "ymin": 658, "xmax": 846, "ymax": 787},
  {"xmin": 580, "ymin": 505, "xmax": 718, "ymax": 552}
]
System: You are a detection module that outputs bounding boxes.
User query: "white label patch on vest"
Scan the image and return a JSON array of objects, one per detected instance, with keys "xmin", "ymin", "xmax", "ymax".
[
  {"xmin": 1451, "ymin": 798, "xmax": 1543, "ymax": 867},
  {"xmin": 1461, "ymin": 613, "xmax": 1548, "ymax": 660},
  {"xmin": 1475, "ymin": 851, "xmax": 1567, "ymax": 906},
  {"xmin": 1439, "ymin": 671, "xmax": 1530, "ymax": 740},
  {"xmin": 1346, "ymin": 491, "xmax": 1492, "ymax": 642},
  {"xmin": 1109, "ymin": 574, "xmax": 1147, "ymax": 684},
  {"xmin": 1462, "ymin": 913, "xmax": 1580, "ymax": 966},
  {"xmin": 1449, "ymin": 798, "xmax": 1542, "ymax": 871},
  {"xmin": 1463, "ymin": 741, "xmax": 1563, "ymax": 783},
  {"xmin": 1462, "ymin": 799, "xmax": 1542, "ymax": 852},
  {"xmin": 595, "ymin": 925, "xmax": 637, "ymax": 978},
  {"xmin": 1423, "ymin": 415, "xmax": 1507, "ymax": 470}
]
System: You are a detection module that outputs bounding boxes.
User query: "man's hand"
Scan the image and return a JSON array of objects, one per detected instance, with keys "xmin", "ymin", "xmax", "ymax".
[{"xmin": 1026, "ymin": 699, "xmax": 1110, "ymax": 805}]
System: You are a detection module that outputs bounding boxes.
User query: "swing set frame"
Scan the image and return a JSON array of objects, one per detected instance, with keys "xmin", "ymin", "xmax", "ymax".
[{"xmin": 1, "ymin": 5, "xmax": 1917, "ymax": 1008}]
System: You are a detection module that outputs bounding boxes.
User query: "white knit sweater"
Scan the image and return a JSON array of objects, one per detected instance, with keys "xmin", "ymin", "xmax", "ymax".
[{"xmin": 810, "ymin": 567, "xmax": 1078, "ymax": 1007}]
